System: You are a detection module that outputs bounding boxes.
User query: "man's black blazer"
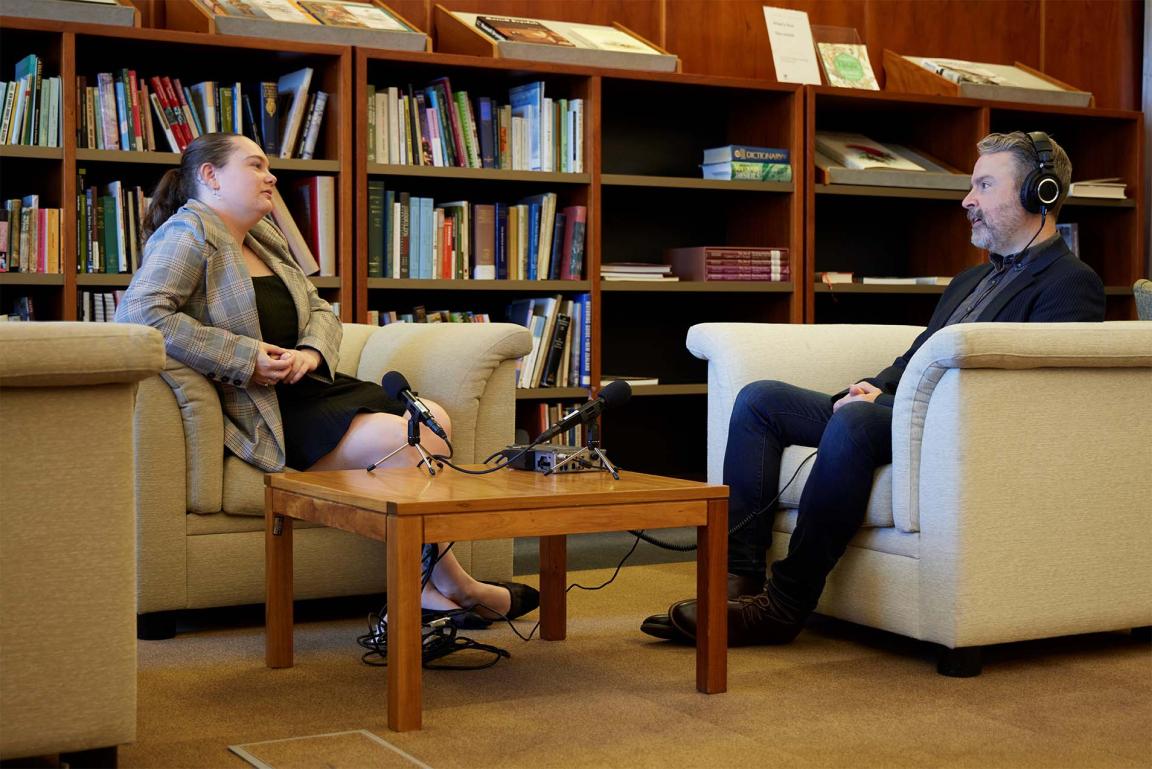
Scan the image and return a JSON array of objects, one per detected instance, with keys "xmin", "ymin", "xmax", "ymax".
[{"xmin": 865, "ymin": 236, "xmax": 1106, "ymax": 401}]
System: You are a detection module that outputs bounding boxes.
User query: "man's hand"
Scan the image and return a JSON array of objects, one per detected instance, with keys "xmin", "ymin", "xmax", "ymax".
[
  {"xmin": 833, "ymin": 381, "xmax": 882, "ymax": 412},
  {"xmin": 252, "ymin": 342, "xmax": 293, "ymax": 387},
  {"xmin": 281, "ymin": 347, "xmax": 322, "ymax": 385}
]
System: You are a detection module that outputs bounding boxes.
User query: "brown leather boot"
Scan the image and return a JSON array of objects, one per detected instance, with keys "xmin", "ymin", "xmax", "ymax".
[
  {"xmin": 728, "ymin": 573, "xmax": 764, "ymax": 599},
  {"xmin": 668, "ymin": 592, "xmax": 804, "ymax": 647}
]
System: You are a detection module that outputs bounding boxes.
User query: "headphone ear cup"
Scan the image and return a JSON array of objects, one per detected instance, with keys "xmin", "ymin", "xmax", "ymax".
[{"xmin": 1020, "ymin": 169, "xmax": 1043, "ymax": 213}]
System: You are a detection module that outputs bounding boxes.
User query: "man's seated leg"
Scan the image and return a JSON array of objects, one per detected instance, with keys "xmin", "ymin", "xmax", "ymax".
[
  {"xmin": 642, "ymin": 379, "xmax": 833, "ymax": 641},
  {"xmin": 664, "ymin": 400, "xmax": 893, "ymax": 646}
]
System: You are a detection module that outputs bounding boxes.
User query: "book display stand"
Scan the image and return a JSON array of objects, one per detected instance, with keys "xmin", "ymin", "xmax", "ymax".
[
  {"xmin": 1, "ymin": 0, "xmax": 139, "ymax": 27},
  {"xmin": 883, "ymin": 50, "xmax": 1094, "ymax": 108},
  {"xmin": 434, "ymin": 6, "xmax": 680, "ymax": 73},
  {"xmin": 165, "ymin": 0, "xmax": 430, "ymax": 52}
]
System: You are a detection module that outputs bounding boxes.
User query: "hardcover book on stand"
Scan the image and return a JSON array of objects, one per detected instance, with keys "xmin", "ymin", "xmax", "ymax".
[
  {"xmin": 884, "ymin": 51, "xmax": 1093, "ymax": 108},
  {"xmin": 168, "ymin": 0, "xmax": 429, "ymax": 51},
  {"xmin": 436, "ymin": 6, "xmax": 679, "ymax": 73}
]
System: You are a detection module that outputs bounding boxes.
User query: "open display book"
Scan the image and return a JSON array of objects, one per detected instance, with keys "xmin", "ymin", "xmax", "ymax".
[
  {"xmin": 884, "ymin": 51, "xmax": 1093, "ymax": 107},
  {"xmin": 166, "ymin": 0, "xmax": 429, "ymax": 51},
  {"xmin": 814, "ymin": 131, "xmax": 969, "ymax": 190},
  {"xmin": 436, "ymin": 6, "xmax": 679, "ymax": 73}
]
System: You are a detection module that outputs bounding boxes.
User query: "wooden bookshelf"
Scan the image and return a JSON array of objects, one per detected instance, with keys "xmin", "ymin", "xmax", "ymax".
[
  {"xmin": 805, "ymin": 86, "xmax": 1144, "ymax": 325},
  {"xmin": 0, "ymin": 17, "xmax": 354, "ymax": 321}
]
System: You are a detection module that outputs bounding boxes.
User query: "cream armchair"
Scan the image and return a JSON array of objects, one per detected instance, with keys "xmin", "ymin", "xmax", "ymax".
[
  {"xmin": 1, "ymin": 322, "xmax": 164, "ymax": 765},
  {"xmin": 134, "ymin": 321, "xmax": 532, "ymax": 638},
  {"xmin": 688, "ymin": 321, "xmax": 1152, "ymax": 675}
]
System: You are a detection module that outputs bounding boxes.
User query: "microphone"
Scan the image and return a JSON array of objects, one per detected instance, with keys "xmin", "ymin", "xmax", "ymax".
[
  {"xmin": 534, "ymin": 379, "xmax": 631, "ymax": 445},
  {"xmin": 381, "ymin": 371, "xmax": 449, "ymax": 441}
]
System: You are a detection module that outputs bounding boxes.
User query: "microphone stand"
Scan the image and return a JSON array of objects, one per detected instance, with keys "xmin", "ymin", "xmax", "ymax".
[
  {"xmin": 366, "ymin": 410, "xmax": 441, "ymax": 475},
  {"xmin": 546, "ymin": 420, "xmax": 620, "ymax": 480}
]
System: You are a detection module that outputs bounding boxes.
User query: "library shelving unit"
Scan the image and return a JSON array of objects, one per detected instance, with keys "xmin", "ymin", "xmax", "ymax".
[
  {"xmin": 0, "ymin": 16, "xmax": 354, "ymax": 320},
  {"xmin": 806, "ymin": 86, "xmax": 1144, "ymax": 325},
  {"xmin": 352, "ymin": 48, "xmax": 803, "ymax": 478},
  {"xmin": 597, "ymin": 72, "xmax": 802, "ymax": 478}
]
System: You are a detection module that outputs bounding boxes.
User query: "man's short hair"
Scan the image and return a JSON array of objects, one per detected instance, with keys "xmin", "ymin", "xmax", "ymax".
[{"xmin": 977, "ymin": 131, "xmax": 1072, "ymax": 219}]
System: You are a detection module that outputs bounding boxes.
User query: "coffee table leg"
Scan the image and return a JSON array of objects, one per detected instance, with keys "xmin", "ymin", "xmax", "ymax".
[
  {"xmin": 539, "ymin": 534, "xmax": 567, "ymax": 640},
  {"xmin": 697, "ymin": 497, "xmax": 728, "ymax": 693},
  {"xmin": 386, "ymin": 514, "xmax": 423, "ymax": 731},
  {"xmin": 265, "ymin": 488, "xmax": 294, "ymax": 668}
]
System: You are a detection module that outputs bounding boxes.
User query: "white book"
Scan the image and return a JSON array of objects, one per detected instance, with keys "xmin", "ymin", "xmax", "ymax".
[
  {"xmin": 149, "ymin": 92, "xmax": 179, "ymax": 152},
  {"xmin": 387, "ymin": 86, "xmax": 400, "ymax": 165},
  {"xmin": 276, "ymin": 66, "xmax": 313, "ymax": 159},
  {"xmin": 313, "ymin": 176, "xmax": 336, "ymax": 276},
  {"xmin": 0, "ymin": 82, "xmax": 13, "ymax": 145},
  {"xmin": 815, "ymin": 131, "xmax": 924, "ymax": 172},
  {"xmin": 572, "ymin": 98, "xmax": 583, "ymax": 172},
  {"xmin": 374, "ymin": 91, "xmax": 387, "ymax": 162},
  {"xmin": 541, "ymin": 96, "xmax": 553, "ymax": 172},
  {"xmin": 7, "ymin": 76, "xmax": 28, "ymax": 145},
  {"xmin": 299, "ymin": 91, "xmax": 327, "ymax": 160},
  {"xmin": 46, "ymin": 77, "xmax": 60, "ymax": 147}
]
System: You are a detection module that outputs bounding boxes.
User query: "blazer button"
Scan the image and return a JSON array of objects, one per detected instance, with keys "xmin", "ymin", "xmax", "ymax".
[
  {"xmin": 207, "ymin": 372, "xmax": 217, "ymax": 379},
  {"xmin": 233, "ymin": 378, "xmax": 243, "ymax": 385}
]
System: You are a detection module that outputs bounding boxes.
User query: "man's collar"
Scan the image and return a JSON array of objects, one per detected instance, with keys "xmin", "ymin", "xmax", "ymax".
[{"xmin": 989, "ymin": 232, "xmax": 1062, "ymax": 271}]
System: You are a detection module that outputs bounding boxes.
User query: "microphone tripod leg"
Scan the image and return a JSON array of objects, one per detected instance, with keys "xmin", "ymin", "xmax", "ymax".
[
  {"xmin": 590, "ymin": 446, "xmax": 620, "ymax": 480},
  {"xmin": 412, "ymin": 442, "xmax": 439, "ymax": 476},
  {"xmin": 366, "ymin": 442, "xmax": 409, "ymax": 472}
]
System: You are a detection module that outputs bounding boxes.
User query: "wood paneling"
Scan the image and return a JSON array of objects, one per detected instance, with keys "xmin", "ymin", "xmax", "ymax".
[{"xmin": 1042, "ymin": 0, "xmax": 1142, "ymax": 111}]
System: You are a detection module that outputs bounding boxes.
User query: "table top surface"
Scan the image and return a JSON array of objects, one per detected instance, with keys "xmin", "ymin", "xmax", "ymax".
[{"xmin": 266, "ymin": 465, "xmax": 727, "ymax": 515}]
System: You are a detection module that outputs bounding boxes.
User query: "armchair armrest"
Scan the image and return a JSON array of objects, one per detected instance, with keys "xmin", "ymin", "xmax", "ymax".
[
  {"xmin": 354, "ymin": 323, "xmax": 533, "ymax": 463},
  {"xmin": 0, "ymin": 321, "xmax": 163, "ymax": 387},
  {"xmin": 893, "ymin": 321, "xmax": 1152, "ymax": 533},
  {"xmin": 893, "ymin": 322, "xmax": 1152, "ymax": 646},
  {"xmin": 687, "ymin": 323, "xmax": 922, "ymax": 484}
]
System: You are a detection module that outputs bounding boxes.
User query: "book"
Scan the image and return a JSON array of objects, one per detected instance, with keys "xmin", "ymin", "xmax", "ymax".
[
  {"xmin": 860, "ymin": 277, "xmax": 918, "ymax": 285},
  {"xmin": 818, "ymin": 271, "xmax": 854, "ymax": 284},
  {"xmin": 901, "ymin": 55, "xmax": 1093, "ymax": 107},
  {"xmin": 539, "ymin": 313, "xmax": 571, "ymax": 387},
  {"xmin": 561, "ymin": 22, "xmax": 663, "ymax": 54},
  {"xmin": 666, "ymin": 246, "xmax": 790, "ymax": 282},
  {"xmin": 209, "ymin": 0, "xmax": 319, "ymax": 23},
  {"xmin": 814, "ymin": 146, "xmax": 969, "ymax": 190},
  {"xmin": 1056, "ymin": 222, "xmax": 1080, "ymax": 258},
  {"xmin": 814, "ymin": 131, "xmax": 925, "ymax": 172},
  {"xmin": 298, "ymin": 0, "xmax": 413, "ymax": 30},
  {"xmin": 475, "ymin": 15, "xmax": 575, "ymax": 46},
  {"xmin": 702, "ymin": 161, "xmax": 792, "ymax": 182},
  {"xmin": 298, "ymin": 90, "xmax": 327, "ymax": 159},
  {"xmin": 276, "ymin": 66, "xmax": 313, "ymax": 159},
  {"xmin": 268, "ymin": 186, "xmax": 320, "ymax": 275},
  {"xmin": 703, "ymin": 145, "xmax": 790, "ymax": 164},
  {"xmin": 471, "ymin": 203, "xmax": 496, "ymax": 279},
  {"xmin": 816, "ymin": 43, "xmax": 880, "ymax": 90},
  {"xmin": 600, "ymin": 375, "xmax": 659, "ymax": 387},
  {"xmin": 559, "ymin": 205, "xmax": 586, "ymax": 280},
  {"xmin": 1067, "ymin": 178, "xmax": 1126, "ymax": 199}
]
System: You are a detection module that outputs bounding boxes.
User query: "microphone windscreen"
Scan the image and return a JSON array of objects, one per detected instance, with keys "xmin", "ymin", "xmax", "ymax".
[
  {"xmin": 599, "ymin": 379, "xmax": 632, "ymax": 408},
  {"xmin": 381, "ymin": 370, "xmax": 410, "ymax": 400}
]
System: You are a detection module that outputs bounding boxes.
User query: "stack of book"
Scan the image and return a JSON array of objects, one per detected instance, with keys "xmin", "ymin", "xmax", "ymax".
[
  {"xmin": 600, "ymin": 262, "xmax": 678, "ymax": 282},
  {"xmin": 666, "ymin": 246, "xmax": 790, "ymax": 282},
  {"xmin": 701, "ymin": 144, "xmax": 791, "ymax": 182},
  {"xmin": 1067, "ymin": 178, "xmax": 1126, "ymax": 200},
  {"xmin": 74, "ymin": 66, "xmax": 325, "ymax": 159},
  {"xmin": 367, "ymin": 76, "xmax": 583, "ymax": 173},
  {"xmin": 0, "ymin": 54, "xmax": 61, "ymax": 147},
  {"xmin": 507, "ymin": 294, "xmax": 591, "ymax": 388},
  {"xmin": 2, "ymin": 196, "xmax": 62, "ymax": 274}
]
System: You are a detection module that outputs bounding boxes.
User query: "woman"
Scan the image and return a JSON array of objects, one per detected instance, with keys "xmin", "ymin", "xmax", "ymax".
[{"xmin": 116, "ymin": 132, "xmax": 536, "ymax": 625}]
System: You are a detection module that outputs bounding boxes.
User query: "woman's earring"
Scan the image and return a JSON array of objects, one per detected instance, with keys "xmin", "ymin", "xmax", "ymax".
[{"xmin": 211, "ymin": 186, "xmax": 222, "ymax": 200}]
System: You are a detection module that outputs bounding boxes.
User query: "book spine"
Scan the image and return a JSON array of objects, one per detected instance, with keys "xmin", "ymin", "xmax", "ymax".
[
  {"xmin": 300, "ymin": 91, "xmax": 327, "ymax": 160},
  {"xmin": 367, "ymin": 180, "xmax": 385, "ymax": 278}
]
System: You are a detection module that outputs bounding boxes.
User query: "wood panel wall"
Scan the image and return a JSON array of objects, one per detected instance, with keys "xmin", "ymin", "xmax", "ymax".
[{"xmin": 135, "ymin": 0, "xmax": 1142, "ymax": 111}]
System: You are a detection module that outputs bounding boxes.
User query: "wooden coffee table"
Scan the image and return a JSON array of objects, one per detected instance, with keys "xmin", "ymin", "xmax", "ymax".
[{"xmin": 264, "ymin": 466, "xmax": 729, "ymax": 731}]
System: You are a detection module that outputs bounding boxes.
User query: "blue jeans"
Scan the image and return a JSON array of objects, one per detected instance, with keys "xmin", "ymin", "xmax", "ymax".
[{"xmin": 724, "ymin": 380, "xmax": 893, "ymax": 613}]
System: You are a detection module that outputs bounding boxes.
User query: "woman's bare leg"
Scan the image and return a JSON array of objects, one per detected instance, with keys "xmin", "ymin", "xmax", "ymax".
[{"xmin": 307, "ymin": 404, "xmax": 451, "ymax": 472}]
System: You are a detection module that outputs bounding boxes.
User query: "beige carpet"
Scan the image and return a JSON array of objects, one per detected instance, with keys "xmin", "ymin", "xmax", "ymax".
[{"xmin": 126, "ymin": 561, "xmax": 1151, "ymax": 769}]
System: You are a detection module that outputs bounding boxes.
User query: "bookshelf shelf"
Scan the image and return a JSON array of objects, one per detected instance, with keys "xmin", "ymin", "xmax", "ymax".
[
  {"xmin": 813, "ymin": 283, "xmax": 949, "ymax": 295},
  {"xmin": 0, "ymin": 273, "xmax": 65, "ymax": 286},
  {"xmin": 76, "ymin": 274, "xmax": 131, "ymax": 287},
  {"xmin": 814, "ymin": 184, "xmax": 965, "ymax": 200},
  {"xmin": 601, "ymin": 281, "xmax": 793, "ymax": 293},
  {"xmin": 0, "ymin": 145, "xmax": 63, "ymax": 160},
  {"xmin": 1063, "ymin": 197, "xmax": 1137, "ymax": 209},
  {"xmin": 366, "ymin": 164, "xmax": 590, "ymax": 184},
  {"xmin": 366, "ymin": 278, "xmax": 591, "ymax": 292},
  {"xmin": 602, "ymin": 174, "xmax": 792, "ymax": 193},
  {"xmin": 517, "ymin": 387, "xmax": 588, "ymax": 400},
  {"xmin": 631, "ymin": 384, "xmax": 707, "ymax": 396}
]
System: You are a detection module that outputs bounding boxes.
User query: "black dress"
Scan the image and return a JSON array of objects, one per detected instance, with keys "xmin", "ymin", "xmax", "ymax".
[{"xmin": 252, "ymin": 274, "xmax": 405, "ymax": 469}]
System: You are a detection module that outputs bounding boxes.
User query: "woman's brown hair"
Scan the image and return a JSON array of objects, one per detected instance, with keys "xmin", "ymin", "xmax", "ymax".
[{"xmin": 141, "ymin": 132, "xmax": 241, "ymax": 242}]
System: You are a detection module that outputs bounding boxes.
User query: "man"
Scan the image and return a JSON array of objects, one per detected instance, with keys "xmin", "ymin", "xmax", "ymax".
[{"xmin": 641, "ymin": 131, "xmax": 1106, "ymax": 646}]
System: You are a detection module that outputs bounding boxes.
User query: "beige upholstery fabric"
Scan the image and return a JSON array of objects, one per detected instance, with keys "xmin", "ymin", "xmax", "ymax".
[
  {"xmin": 689, "ymin": 320, "xmax": 1152, "ymax": 650},
  {"xmin": 134, "ymin": 322, "xmax": 532, "ymax": 615},
  {"xmin": 0, "ymin": 323, "xmax": 164, "ymax": 760}
]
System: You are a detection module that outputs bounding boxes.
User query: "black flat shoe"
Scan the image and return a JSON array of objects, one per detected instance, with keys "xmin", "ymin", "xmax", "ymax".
[
  {"xmin": 421, "ymin": 608, "xmax": 491, "ymax": 630},
  {"xmin": 481, "ymin": 580, "xmax": 540, "ymax": 620},
  {"xmin": 640, "ymin": 613, "xmax": 692, "ymax": 642}
]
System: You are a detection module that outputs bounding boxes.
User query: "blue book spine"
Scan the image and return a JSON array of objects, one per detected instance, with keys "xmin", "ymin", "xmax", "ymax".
[
  {"xmin": 494, "ymin": 202, "xmax": 507, "ymax": 280},
  {"xmin": 420, "ymin": 196, "xmax": 434, "ymax": 279},
  {"xmin": 548, "ymin": 211, "xmax": 566, "ymax": 280},
  {"xmin": 408, "ymin": 196, "xmax": 422, "ymax": 280},
  {"xmin": 525, "ymin": 201, "xmax": 540, "ymax": 280},
  {"xmin": 478, "ymin": 96, "xmax": 495, "ymax": 169},
  {"xmin": 114, "ymin": 80, "xmax": 131, "ymax": 150}
]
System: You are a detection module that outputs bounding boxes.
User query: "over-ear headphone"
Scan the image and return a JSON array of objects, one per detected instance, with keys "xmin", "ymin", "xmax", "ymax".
[{"xmin": 1020, "ymin": 131, "xmax": 1062, "ymax": 214}]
